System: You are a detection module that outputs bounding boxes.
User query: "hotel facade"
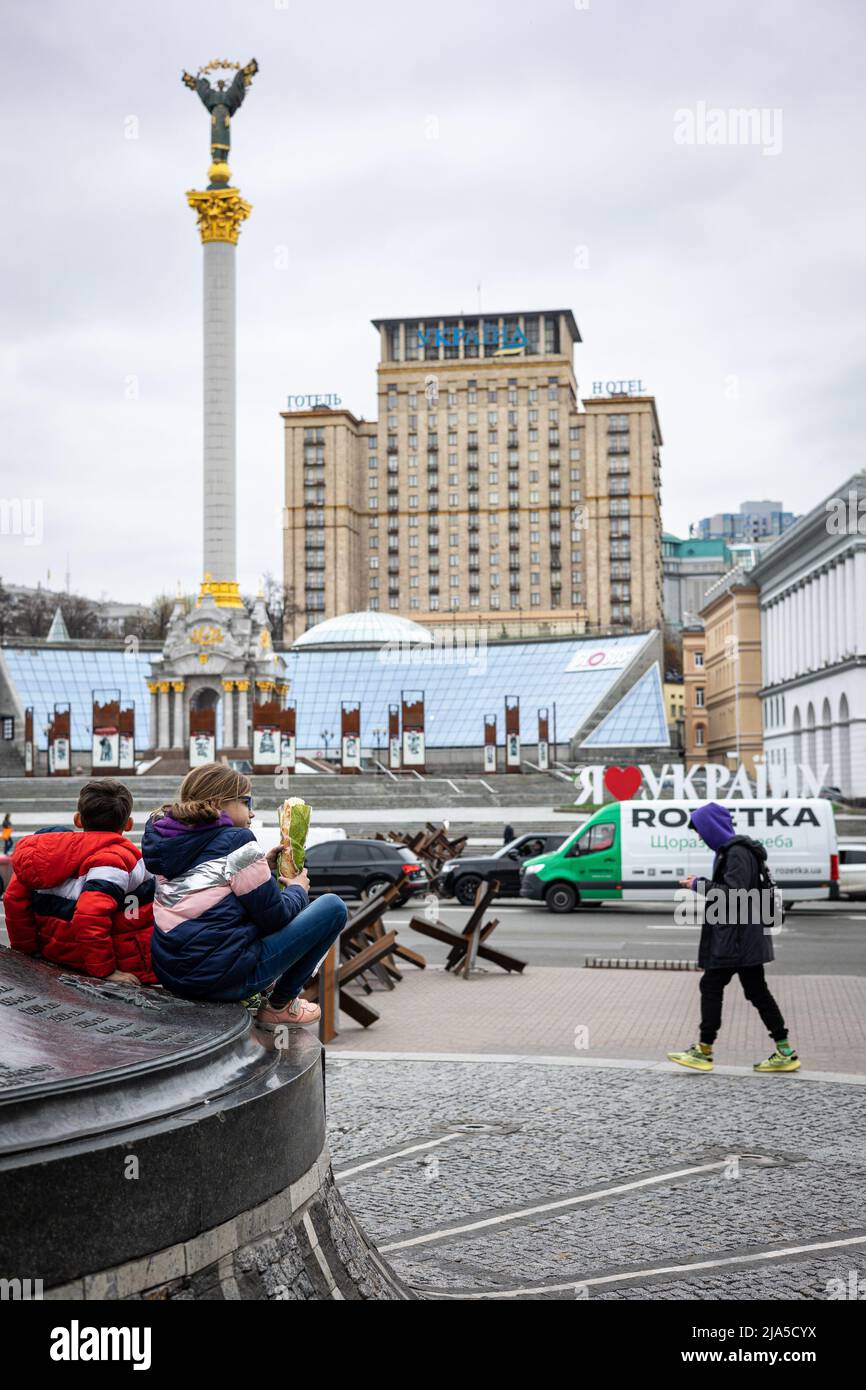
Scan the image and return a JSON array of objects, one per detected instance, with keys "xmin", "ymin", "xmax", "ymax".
[{"xmin": 281, "ymin": 310, "xmax": 663, "ymax": 643}]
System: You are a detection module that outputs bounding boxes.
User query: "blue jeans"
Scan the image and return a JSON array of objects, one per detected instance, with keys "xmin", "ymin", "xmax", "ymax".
[{"xmin": 215, "ymin": 893, "xmax": 348, "ymax": 1006}]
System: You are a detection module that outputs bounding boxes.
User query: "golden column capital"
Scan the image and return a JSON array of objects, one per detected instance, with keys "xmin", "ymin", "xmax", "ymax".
[
  {"xmin": 170, "ymin": 680, "xmax": 186, "ymax": 693},
  {"xmin": 235, "ymin": 680, "xmax": 251, "ymax": 692},
  {"xmin": 186, "ymin": 187, "xmax": 252, "ymax": 245},
  {"xmin": 147, "ymin": 681, "xmax": 160, "ymax": 694},
  {"xmin": 157, "ymin": 681, "xmax": 171, "ymax": 694},
  {"xmin": 222, "ymin": 679, "xmax": 236, "ymax": 691}
]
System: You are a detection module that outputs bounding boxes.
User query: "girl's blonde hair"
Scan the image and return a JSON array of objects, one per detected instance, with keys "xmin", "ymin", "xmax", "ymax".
[{"xmin": 157, "ymin": 763, "xmax": 252, "ymax": 825}]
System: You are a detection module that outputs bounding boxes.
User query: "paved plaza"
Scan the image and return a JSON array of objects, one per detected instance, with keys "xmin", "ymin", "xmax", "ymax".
[{"xmin": 327, "ymin": 1051, "xmax": 866, "ymax": 1300}]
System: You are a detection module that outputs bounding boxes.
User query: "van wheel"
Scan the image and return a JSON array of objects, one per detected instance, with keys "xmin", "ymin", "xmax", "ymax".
[
  {"xmin": 546, "ymin": 882, "xmax": 578, "ymax": 913},
  {"xmin": 455, "ymin": 874, "xmax": 483, "ymax": 906}
]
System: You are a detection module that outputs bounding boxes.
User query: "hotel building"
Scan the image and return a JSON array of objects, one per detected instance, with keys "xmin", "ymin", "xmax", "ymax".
[{"xmin": 281, "ymin": 310, "xmax": 663, "ymax": 642}]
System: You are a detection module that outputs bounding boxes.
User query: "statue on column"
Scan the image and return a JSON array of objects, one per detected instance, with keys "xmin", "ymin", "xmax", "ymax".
[{"xmin": 181, "ymin": 59, "xmax": 259, "ymax": 186}]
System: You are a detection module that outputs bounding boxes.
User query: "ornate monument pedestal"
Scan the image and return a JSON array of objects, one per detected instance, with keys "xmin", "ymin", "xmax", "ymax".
[
  {"xmin": 148, "ymin": 590, "xmax": 286, "ymax": 765},
  {"xmin": 0, "ymin": 950, "xmax": 410, "ymax": 1300}
]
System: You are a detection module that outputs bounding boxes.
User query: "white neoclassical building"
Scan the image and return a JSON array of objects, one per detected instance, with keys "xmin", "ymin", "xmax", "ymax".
[{"xmin": 751, "ymin": 471, "xmax": 866, "ymax": 800}]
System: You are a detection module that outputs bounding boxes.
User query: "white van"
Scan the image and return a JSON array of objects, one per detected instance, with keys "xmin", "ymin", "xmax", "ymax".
[{"xmin": 520, "ymin": 799, "xmax": 839, "ymax": 912}]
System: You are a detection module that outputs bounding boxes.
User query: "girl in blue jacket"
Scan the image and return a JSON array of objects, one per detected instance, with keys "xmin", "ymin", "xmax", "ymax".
[{"xmin": 141, "ymin": 764, "xmax": 347, "ymax": 1027}]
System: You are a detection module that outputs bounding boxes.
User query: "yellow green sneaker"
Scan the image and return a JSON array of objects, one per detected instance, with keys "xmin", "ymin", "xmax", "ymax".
[
  {"xmin": 754, "ymin": 1048, "xmax": 800, "ymax": 1073},
  {"xmin": 667, "ymin": 1043, "xmax": 714, "ymax": 1072}
]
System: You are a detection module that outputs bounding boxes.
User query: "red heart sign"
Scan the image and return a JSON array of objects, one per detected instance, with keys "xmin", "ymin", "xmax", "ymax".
[{"xmin": 603, "ymin": 765, "xmax": 642, "ymax": 800}]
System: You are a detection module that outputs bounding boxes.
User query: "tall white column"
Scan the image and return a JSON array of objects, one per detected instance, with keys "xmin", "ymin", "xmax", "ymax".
[
  {"xmin": 838, "ymin": 560, "xmax": 848, "ymax": 656},
  {"xmin": 157, "ymin": 683, "xmax": 171, "ymax": 749},
  {"xmin": 186, "ymin": 186, "xmax": 250, "ymax": 606},
  {"xmin": 203, "ymin": 241, "xmax": 237, "ymax": 586},
  {"xmin": 148, "ymin": 683, "xmax": 159, "ymax": 751},
  {"xmin": 236, "ymin": 680, "xmax": 250, "ymax": 751},
  {"xmin": 828, "ymin": 564, "xmax": 839, "ymax": 663},
  {"xmin": 222, "ymin": 680, "xmax": 236, "ymax": 748},
  {"xmin": 845, "ymin": 554, "xmax": 857, "ymax": 655},
  {"xmin": 172, "ymin": 681, "xmax": 185, "ymax": 749},
  {"xmin": 854, "ymin": 548, "xmax": 866, "ymax": 655},
  {"xmin": 819, "ymin": 569, "xmax": 829, "ymax": 667}
]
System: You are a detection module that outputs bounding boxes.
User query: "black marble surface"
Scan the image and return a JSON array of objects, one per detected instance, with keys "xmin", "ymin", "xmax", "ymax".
[{"xmin": 0, "ymin": 949, "xmax": 325, "ymax": 1285}]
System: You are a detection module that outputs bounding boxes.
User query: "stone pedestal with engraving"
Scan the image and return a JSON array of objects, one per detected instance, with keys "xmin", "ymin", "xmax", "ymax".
[{"xmin": 0, "ymin": 950, "xmax": 410, "ymax": 1300}]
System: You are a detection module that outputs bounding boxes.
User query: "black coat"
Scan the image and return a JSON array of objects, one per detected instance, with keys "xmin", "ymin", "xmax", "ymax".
[{"xmin": 696, "ymin": 835, "xmax": 776, "ymax": 970}]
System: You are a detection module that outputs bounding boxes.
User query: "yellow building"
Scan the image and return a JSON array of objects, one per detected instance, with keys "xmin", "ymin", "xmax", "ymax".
[
  {"xmin": 282, "ymin": 310, "xmax": 663, "ymax": 642},
  {"xmin": 700, "ymin": 568, "xmax": 763, "ymax": 776}
]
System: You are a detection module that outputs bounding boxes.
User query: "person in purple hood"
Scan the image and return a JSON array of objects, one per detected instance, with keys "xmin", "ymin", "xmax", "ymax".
[
  {"xmin": 141, "ymin": 764, "xmax": 347, "ymax": 1029},
  {"xmin": 667, "ymin": 801, "xmax": 800, "ymax": 1073}
]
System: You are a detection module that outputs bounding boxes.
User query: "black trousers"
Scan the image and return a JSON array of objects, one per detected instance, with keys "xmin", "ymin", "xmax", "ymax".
[{"xmin": 699, "ymin": 965, "xmax": 787, "ymax": 1046}]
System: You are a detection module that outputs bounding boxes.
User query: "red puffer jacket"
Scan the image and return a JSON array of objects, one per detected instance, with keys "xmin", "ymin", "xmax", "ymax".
[{"xmin": 4, "ymin": 828, "xmax": 157, "ymax": 982}]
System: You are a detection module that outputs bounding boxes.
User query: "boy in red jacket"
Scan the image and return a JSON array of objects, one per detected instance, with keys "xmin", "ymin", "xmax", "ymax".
[{"xmin": 4, "ymin": 779, "xmax": 156, "ymax": 984}]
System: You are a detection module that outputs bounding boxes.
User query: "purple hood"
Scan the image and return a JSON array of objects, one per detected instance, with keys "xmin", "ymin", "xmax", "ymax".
[
  {"xmin": 152, "ymin": 811, "xmax": 234, "ymax": 838},
  {"xmin": 690, "ymin": 802, "xmax": 736, "ymax": 852}
]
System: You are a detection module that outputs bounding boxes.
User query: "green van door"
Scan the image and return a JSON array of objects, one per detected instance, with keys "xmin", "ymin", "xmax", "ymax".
[{"xmin": 521, "ymin": 805, "xmax": 624, "ymax": 912}]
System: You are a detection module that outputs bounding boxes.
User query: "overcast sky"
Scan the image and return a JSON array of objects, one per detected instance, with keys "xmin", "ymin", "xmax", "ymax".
[{"xmin": 2, "ymin": 0, "xmax": 865, "ymax": 605}]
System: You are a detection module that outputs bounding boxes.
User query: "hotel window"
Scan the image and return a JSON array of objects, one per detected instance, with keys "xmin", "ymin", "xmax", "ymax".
[
  {"xmin": 571, "ymin": 590, "xmax": 581, "ymax": 604},
  {"xmin": 695, "ymin": 725, "xmax": 705, "ymax": 748},
  {"xmin": 544, "ymin": 317, "xmax": 559, "ymax": 354},
  {"xmin": 695, "ymin": 688, "xmax": 705, "ymax": 708},
  {"xmin": 468, "ymin": 379, "xmax": 478, "ymax": 402},
  {"xmin": 429, "ymin": 595, "xmax": 440, "ymax": 610},
  {"xmin": 490, "ymin": 593, "xmax": 500, "ymax": 609},
  {"xmin": 464, "ymin": 327, "xmax": 479, "ymax": 361},
  {"xmin": 508, "ymin": 383, "xmax": 518, "ymax": 405},
  {"xmin": 531, "ymin": 593, "xmax": 541, "ymax": 606},
  {"xmin": 694, "ymin": 652, "xmax": 704, "ymax": 668},
  {"xmin": 408, "ymin": 473, "xmax": 418, "ymax": 487},
  {"xmin": 368, "ymin": 435, "xmax": 378, "ymax": 450},
  {"xmin": 570, "ymin": 468, "xmax": 580, "ymax": 481},
  {"xmin": 369, "ymin": 556, "xmax": 379, "ymax": 569},
  {"xmin": 608, "ymin": 414, "xmax": 629, "ymax": 432},
  {"xmin": 448, "ymin": 391, "xmax": 458, "ymax": 407},
  {"xmin": 530, "ymin": 490, "xmax": 540, "ymax": 503},
  {"xmin": 529, "ymin": 386, "xmax": 538, "ymax": 403},
  {"xmin": 546, "ymin": 371, "xmax": 559, "ymax": 399},
  {"xmin": 524, "ymin": 317, "xmax": 540, "ymax": 355},
  {"xmin": 610, "ymin": 498, "xmax": 630, "ymax": 516},
  {"xmin": 530, "ymin": 470, "xmax": 540, "ymax": 482},
  {"xmin": 468, "ymin": 412, "xmax": 477, "ymax": 425},
  {"xmin": 450, "ymin": 574, "xmax": 460, "ymax": 588},
  {"xmin": 569, "ymin": 426, "xmax": 580, "ymax": 441},
  {"xmin": 408, "ymin": 392, "xmax": 418, "ymax": 409},
  {"xmin": 570, "ymin": 448, "xmax": 580, "ymax": 461},
  {"xmin": 528, "ymin": 429, "xmax": 538, "ymax": 443},
  {"xmin": 487, "ymin": 388, "xmax": 497, "ymax": 403},
  {"xmin": 368, "ymin": 597, "xmax": 380, "ymax": 610},
  {"xmin": 571, "ymin": 548, "xmax": 582, "ymax": 563},
  {"xmin": 549, "ymin": 407, "xmax": 559, "ymax": 422},
  {"xmin": 448, "ymin": 433, "xmax": 457, "ymax": 447},
  {"xmin": 369, "ymin": 517, "xmax": 379, "ymax": 529},
  {"xmin": 531, "ymin": 551, "xmax": 540, "ymax": 564},
  {"xmin": 409, "ymin": 495, "xmax": 418, "ymax": 508}
]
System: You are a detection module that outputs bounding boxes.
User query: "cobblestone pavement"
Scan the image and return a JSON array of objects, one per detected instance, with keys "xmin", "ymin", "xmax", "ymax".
[
  {"xmin": 326, "ymin": 1054, "xmax": 866, "ymax": 1301},
  {"xmin": 327, "ymin": 965, "xmax": 866, "ymax": 1075}
]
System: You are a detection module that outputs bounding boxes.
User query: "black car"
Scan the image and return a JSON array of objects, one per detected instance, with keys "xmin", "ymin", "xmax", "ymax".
[
  {"xmin": 304, "ymin": 838, "xmax": 428, "ymax": 901},
  {"xmin": 436, "ymin": 833, "xmax": 568, "ymax": 905}
]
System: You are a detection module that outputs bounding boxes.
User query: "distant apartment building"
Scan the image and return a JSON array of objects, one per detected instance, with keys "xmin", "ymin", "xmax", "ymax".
[
  {"xmin": 695, "ymin": 499, "xmax": 797, "ymax": 544},
  {"xmin": 682, "ymin": 625, "xmax": 707, "ymax": 766},
  {"xmin": 662, "ymin": 534, "xmax": 731, "ymax": 630},
  {"xmin": 282, "ymin": 310, "xmax": 663, "ymax": 641},
  {"xmin": 700, "ymin": 568, "xmax": 763, "ymax": 776}
]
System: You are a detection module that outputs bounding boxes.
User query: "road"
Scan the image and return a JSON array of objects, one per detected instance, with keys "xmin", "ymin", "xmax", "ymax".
[{"xmin": 388, "ymin": 897, "xmax": 866, "ymax": 975}]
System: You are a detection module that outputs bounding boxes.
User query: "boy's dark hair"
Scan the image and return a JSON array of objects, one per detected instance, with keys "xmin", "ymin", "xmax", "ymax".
[{"xmin": 77, "ymin": 779, "xmax": 133, "ymax": 832}]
